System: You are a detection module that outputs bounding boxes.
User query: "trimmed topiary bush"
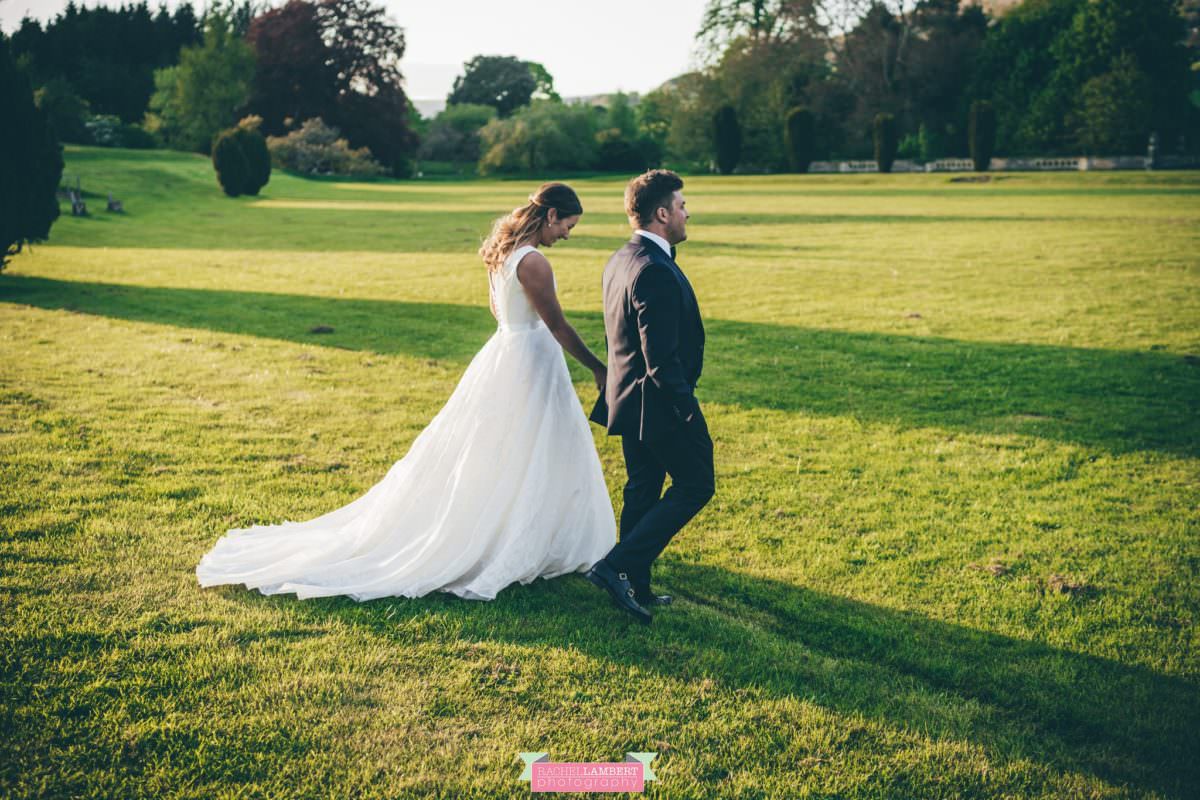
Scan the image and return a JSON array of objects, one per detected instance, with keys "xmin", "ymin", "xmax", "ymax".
[
  {"xmin": 969, "ymin": 100, "xmax": 997, "ymax": 172},
  {"xmin": 1, "ymin": 34, "xmax": 64, "ymax": 271},
  {"xmin": 238, "ymin": 127, "xmax": 271, "ymax": 195},
  {"xmin": 873, "ymin": 112, "xmax": 898, "ymax": 174},
  {"xmin": 212, "ymin": 127, "xmax": 251, "ymax": 196},
  {"xmin": 211, "ymin": 125, "xmax": 270, "ymax": 197},
  {"xmin": 784, "ymin": 106, "xmax": 816, "ymax": 173},
  {"xmin": 713, "ymin": 105, "xmax": 741, "ymax": 175}
]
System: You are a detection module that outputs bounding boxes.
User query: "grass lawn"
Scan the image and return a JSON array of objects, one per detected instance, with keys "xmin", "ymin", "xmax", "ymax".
[{"xmin": 1, "ymin": 146, "xmax": 1198, "ymax": 799}]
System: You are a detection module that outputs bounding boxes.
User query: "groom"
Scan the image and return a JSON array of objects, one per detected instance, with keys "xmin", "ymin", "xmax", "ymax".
[{"xmin": 586, "ymin": 169, "xmax": 714, "ymax": 624}]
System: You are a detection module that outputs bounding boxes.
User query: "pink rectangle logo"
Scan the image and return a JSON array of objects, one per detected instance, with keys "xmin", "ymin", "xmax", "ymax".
[
  {"xmin": 518, "ymin": 752, "xmax": 657, "ymax": 793},
  {"xmin": 531, "ymin": 762, "xmax": 644, "ymax": 793}
]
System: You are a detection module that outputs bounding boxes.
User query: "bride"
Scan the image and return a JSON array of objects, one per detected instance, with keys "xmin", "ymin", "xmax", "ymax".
[{"xmin": 196, "ymin": 182, "xmax": 616, "ymax": 601}]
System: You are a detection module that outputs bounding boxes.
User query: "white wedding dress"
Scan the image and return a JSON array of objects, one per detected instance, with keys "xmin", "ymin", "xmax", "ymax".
[{"xmin": 196, "ymin": 245, "xmax": 615, "ymax": 601}]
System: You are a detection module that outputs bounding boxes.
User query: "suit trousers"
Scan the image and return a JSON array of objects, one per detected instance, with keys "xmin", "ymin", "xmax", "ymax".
[{"xmin": 605, "ymin": 410, "xmax": 715, "ymax": 591}]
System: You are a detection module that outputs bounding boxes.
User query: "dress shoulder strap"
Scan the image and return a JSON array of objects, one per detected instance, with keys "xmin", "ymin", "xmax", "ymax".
[{"xmin": 502, "ymin": 244, "xmax": 539, "ymax": 279}]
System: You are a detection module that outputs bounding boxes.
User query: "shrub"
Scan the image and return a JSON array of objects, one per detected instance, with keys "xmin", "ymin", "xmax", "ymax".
[
  {"xmin": 873, "ymin": 112, "xmax": 898, "ymax": 173},
  {"xmin": 594, "ymin": 128, "xmax": 648, "ymax": 172},
  {"xmin": 713, "ymin": 105, "xmax": 741, "ymax": 174},
  {"xmin": 969, "ymin": 100, "xmax": 997, "ymax": 171},
  {"xmin": 237, "ymin": 117, "xmax": 272, "ymax": 194},
  {"xmin": 266, "ymin": 118, "xmax": 386, "ymax": 177},
  {"xmin": 212, "ymin": 127, "xmax": 251, "ymax": 196},
  {"xmin": 84, "ymin": 114, "xmax": 157, "ymax": 149},
  {"xmin": 1, "ymin": 35, "xmax": 64, "ymax": 270},
  {"xmin": 477, "ymin": 101, "xmax": 598, "ymax": 175},
  {"xmin": 784, "ymin": 106, "xmax": 816, "ymax": 173}
]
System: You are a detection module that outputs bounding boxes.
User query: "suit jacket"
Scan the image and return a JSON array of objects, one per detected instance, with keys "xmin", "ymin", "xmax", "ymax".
[{"xmin": 590, "ymin": 234, "xmax": 705, "ymax": 440}]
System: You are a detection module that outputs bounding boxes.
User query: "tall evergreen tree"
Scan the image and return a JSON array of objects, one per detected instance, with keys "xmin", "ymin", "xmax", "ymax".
[{"xmin": 1, "ymin": 35, "xmax": 64, "ymax": 271}]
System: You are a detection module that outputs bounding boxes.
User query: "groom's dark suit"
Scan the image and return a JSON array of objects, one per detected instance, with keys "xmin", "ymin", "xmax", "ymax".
[{"xmin": 590, "ymin": 234, "xmax": 714, "ymax": 599}]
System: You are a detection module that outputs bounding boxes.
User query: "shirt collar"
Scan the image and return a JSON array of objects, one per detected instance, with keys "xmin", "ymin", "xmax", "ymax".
[{"xmin": 634, "ymin": 229, "xmax": 673, "ymax": 259}]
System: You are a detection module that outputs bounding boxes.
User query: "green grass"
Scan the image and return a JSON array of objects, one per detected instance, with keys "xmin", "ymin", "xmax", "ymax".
[{"xmin": 2, "ymin": 145, "xmax": 1198, "ymax": 798}]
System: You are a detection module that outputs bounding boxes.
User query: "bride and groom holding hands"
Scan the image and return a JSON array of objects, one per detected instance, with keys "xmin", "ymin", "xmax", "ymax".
[{"xmin": 197, "ymin": 169, "xmax": 713, "ymax": 625}]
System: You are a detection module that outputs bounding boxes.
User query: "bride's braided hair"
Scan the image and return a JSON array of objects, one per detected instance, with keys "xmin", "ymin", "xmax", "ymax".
[{"xmin": 479, "ymin": 182, "xmax": 583, "ymax": 273}]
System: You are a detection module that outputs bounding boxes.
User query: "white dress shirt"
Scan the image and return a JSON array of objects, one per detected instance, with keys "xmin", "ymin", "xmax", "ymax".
[{"xmin": 634, "ymin": 229, "xmax": 672, "ymax": 259}]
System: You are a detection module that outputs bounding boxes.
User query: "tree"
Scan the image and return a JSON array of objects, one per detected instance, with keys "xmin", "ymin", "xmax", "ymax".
[
  {"xmin": 784, "ymin": 106, "xmax": 816, "ymax": 172},
  {"xmin": 477, "ymin": 101, "xmax": 598, "ymax": 174},
  {"xmin": 1, "ymin": 34, "xmax": 64, "ymax": 271},
  {"xmin": 696, "ymin": 0, "xmax": 825, "ymax": 61},
  {"xmin": 1052, "ymin": 0, "xmax": 1191, "ymax": 152},
  {"xmin": 640, "ymin": 73, "xmax": 715, "ymax": 169},
  {"xmin": 418, "ymin": 102, "xmax": 497, "ymax": 163},
  {"xmin": 35, "ymin": 77, "xmax": 90, "ymax": 143},
  {"xmin": 246, "ymin": 0, "xmax": 333, "ymax": 135},
  {"xmin": 447, "ymin": 55, "xmax": 538, "ymax": 117},
  {"xmin": 9, "ymin": 2, "xmax": 202, "ymax": 123},
  {"xmin": 316, "ymin": 0, "xmax": 415, "ymax": 174},
  {"xmin": 1072, "ymin": 53, "xmax": 1153, "ymax": 154},
  {"xmin": 968, "ymin": 99, "xmax": 996, "ymax": 171},
  {"xmin": 245, "ymin": 0, "xmax": 416, "ymax": 176},
  {"xmin": 713, "ymin": 104, "xmax": 742, "ymax": 173},
  {"xmin": 873, "ymin": 111, "xmax": 897, "ymax": 172},
  {"xmin": 527, "ymin": 61, "xmax": 560, "ymax": 102},
  {"xmin": 147, "ymin": 9, "xmax": 254, "ymax": 153},
  {"xmin": 604, "ymin": 91, "xmax": 638, "ymax": 139}
]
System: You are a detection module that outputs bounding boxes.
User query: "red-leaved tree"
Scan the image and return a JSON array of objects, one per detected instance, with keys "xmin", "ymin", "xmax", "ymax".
[{"xmin": 246, "ymin": 0, "xmax": 416, "ymax": 176}]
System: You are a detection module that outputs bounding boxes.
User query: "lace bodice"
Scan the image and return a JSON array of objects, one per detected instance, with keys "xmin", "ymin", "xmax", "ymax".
[{"xmin": 490, "ymin": 244, "xmax": 553, "ymax": 330}]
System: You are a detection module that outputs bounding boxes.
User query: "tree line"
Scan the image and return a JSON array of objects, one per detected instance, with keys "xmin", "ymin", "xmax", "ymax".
[
  {"xmin": 414, "ymin": 0, "xmax": 1200, "ymax": 175},
  {"xmin": 4, "ymin": 0, "xmax": 1200, "ymax": 181},
  {"xmin": 9, "ymin": 0, "xmax": 418, "ymax": 176}
]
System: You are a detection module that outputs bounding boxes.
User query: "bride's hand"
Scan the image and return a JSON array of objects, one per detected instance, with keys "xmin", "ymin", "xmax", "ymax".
[{"xmin": 592, "ymin": 366, "xmax": 606, "ymax": 393}]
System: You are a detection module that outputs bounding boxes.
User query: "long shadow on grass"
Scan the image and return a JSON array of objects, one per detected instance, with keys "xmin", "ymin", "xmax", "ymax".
[
  {"xmin": 237, "ymin": 561, "xmax": 1200, "ymax": 797},
  {"xmin": 4, "ymin": 276, "xmax": 1197, "ymax": 456},
  {"xmin": 41, "ymin": 205, "xmax": 1135, "ymax": 253}
]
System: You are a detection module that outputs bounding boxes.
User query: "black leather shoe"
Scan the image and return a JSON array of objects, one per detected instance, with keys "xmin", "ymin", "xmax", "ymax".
[
  {"xmin": 585, "ymin": 562, "xmax": 652, "ymax": 624},
  {"xmin": 636, "ymin": 592, "xmax": 673, "ymax": 607}
]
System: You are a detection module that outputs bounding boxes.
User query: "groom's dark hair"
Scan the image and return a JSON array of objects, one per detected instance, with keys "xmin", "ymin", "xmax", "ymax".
[{"xmin": 625, "ymin": 169, "xmax": 683, "ymax": 228}]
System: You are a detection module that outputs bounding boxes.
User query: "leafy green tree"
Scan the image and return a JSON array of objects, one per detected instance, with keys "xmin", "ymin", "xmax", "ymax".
[
  {"xmin": 448, "ymin": 55, "xmax": 538, "ymax": 117},
  {"xmin": 477, "ymin": 101, "xmax": 597, "ymax": 174},
  {"xmin": 1052, "ymin": 0, "xmax": 1191, "ymax": 151},
  {"xmin": 1, "ymin": 34, "xmax": 64, "ymax": 271},
  {"xmin": 418, "ymin": 103, "xmax": 497, "ymax": 163},
  {"xmin": 526, "ymin": 61, "xmax": 560, "ymax": 102},
  {"xmin": 9, "ymin": 2, "xmax": 201, "ymax": 123},
  {"xmin": 604, "ymin": 91, "xmax": 638, "ymax": 139},
  {"xmin": 1072, "ymin": 53, "xmax": 1153, "ymax": 154},
  {"xmin": 148, "ymin": 9, "xmax": 254, "ymax": 153}
]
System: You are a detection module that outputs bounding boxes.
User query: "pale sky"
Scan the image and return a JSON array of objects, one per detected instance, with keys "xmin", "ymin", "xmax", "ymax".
[{"xmin": 0, "ymin": 0, "xmax": 711, "ymax": 99}]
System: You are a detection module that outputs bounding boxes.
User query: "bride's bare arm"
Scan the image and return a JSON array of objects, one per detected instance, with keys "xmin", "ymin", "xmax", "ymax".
[{"xmin": 516, "ymin": 251, "xmax": 606, "ymax": 387}]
